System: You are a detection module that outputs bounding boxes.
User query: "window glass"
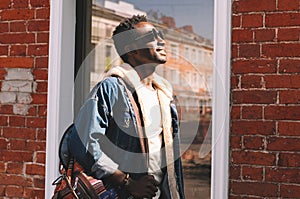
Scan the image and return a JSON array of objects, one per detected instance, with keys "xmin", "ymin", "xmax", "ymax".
[{"xmin": 75, "ymin": 1, "xmax": 214, "ymax": 198}]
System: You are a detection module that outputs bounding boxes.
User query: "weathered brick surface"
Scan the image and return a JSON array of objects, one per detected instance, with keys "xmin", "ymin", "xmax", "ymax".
[
  {"xmin": 231, "ymin": 0, "xmax": 300, "ymax": 197},
  {"xmin": 0, "ymin": 0, "xmax": 49, "ymax": 197}
]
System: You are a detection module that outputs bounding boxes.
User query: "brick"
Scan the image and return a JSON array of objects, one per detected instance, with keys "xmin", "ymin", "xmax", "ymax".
[
  {"xmin": 33, "ymin": 69, "xmax": 48, "ymax": 80},
  {"xmin": 35, "ymin": 57, "xmax": 49, "ymax": 68},
  {"xmin": 232, "ymin": 0, "xmax": 276, "ymax": 13},
  {"xmin": 0, "ymin": 45, "xmax": 8, "ymax": 55},
  {"xmin": 232, "ymin": 15, "xmax": 241, "ymax": 28},
  {"xmin": 279, "ymin": 59, "xmax": 300, "ymax": 73},
  {"xmin": 232, "ymin": 29, "xmax": 253, "ymax": 43},
  {"xmin": 230, "ymin": 181, "xmax": 278, "ymax": 196},
  {"xmin": 23, "ymin": 187, "xmax": 44, "ymax": 198},
  {"xmin": 5, "ymin": 185, "xmax": 24, "ymax": 197},
  {"xmin": 279, "ymin": 90, "xmax": 300, "ymax": 104},
  {"xmin": 12, "ymin": 0, "xmax": 29, "ymax": 8},
  {"xmin": 242, "ymin": 106, "xmax": 263, "ymax": 119},
  {"xmin": 230, "ymin": 135, "xmax": 242, "ymax": 149},
  {"xmin": 28, "ymin": 44, "xmax": 49, "ymax": 56},
  {"xmin": 278, "ymin": 28, "xmax": 300, "ymax": 41},
  {"xmin": 3, "ymin": 127, "xmax": 36, "ymax": 139},
  {"xmin": 241, "ymin": 75, "xmax": 262, "ymax": 89},
  {"xmin": 266, "ymin": 13, "xmax": 300, "ymax": 27},
  {"xmin": 0, "ymin": 9, "xmax": 34, "ymax": 20},
  {"xmin": 281, "ymin": 184, "xmax": 300, "ymax": 198},
  {"xmin": 36, "ymin": 128, "xmax": 46, "ymax": 140},
  {"xmin": 278, "ymin": 0, "xmax": 300, "ymax": 11},
  {"xmin": 31, "ymin": 94, "xmax": 47, "ymax": 104},
  {"xmin": 265, "ymin": 106, "xmax": 300, "ymax": 120},
  {"xmin": 263, "ymin": 43, "xmax": 300, "ymax": 57},
  {"xmin": 242, "ymin": 166, "xmax": 263, "ymax": 181},
  {"xmin": 244, "ymin": 136, "xmax": 264, "ymax": 150},
  {"xmin": 36, "ymin": 82, "xmax": 47, "ymax": 92},
  {"xmin": 0, "ymin": 0, "xmax": 11, "ymax": 9},
  {"xmin": 242, "ymin": 14, "xmax": 263, "ymax": 28},
  {"xmin": 0, "ymin": 173, "xmax": 33, "ymax": 186},
  {"xmin": 232, "ymin": 121, "xmax": 275, "ymax": 135},
  {"xmin": 28, "ymin": 20, "xmax": 49, "ymax": 31},
  {"xmin": 0, "ymin": 116, "xmax": 8, "ymax": 126},
  {"xmin": 279, "ymin": 153, "xmax": 300, "ymax": 167},
  {"xmin": 231, "ymin": 150, "xmax": 276, "ymax": 165},
  {"xmin": 27, "ymin": 105, "xmax": 37, "ymax": 116},
  {"xmin": 267, "ymin": 137, "xmax": 300, "ymax": 151},
  {"xmin": 232, "ymin": 44, "xmax": 238, "ymax": 58},
  {"xmin": 30, "ymin": 0, "xmax": 50, "ymax": 7},
  {"xmin": 239, "ymin": 44, "xmax": 260, "ymax": 58},
  {"xmin": 0, "ymin": 92, "xmax": 17, "ymax": 104},
  {"xmin": 37, "ymin": 32, "xmax": 49, "ymax": 43},
  {"xmin": 0, "ymin": 105, "xmax": 13, "ymax": 114},
  {"xmin": 231, "ymin": 105, "xmax": 241, "ymax": 119},
  {"xmin": 0, "ymin": 57, "xmax": 34, "ymax": 68},
  {"xmin": 6, "ymin": 68, "xmax": 33, "ymax": 81},
  {"xmin": 231, "ymin": 75, "xmax": 239, "ymax": 89},
  {"xmin": 8, "ymin": 116, "xmax": 25, "ymax": 126},
  {"xmin": 10, "ymin": 21, "xmax": 27, "ymax": 32},
  {"xmin": 36, "ymin": 8, "xmax": 50, "ymax": 19},
  {"xmin": 0, "ymin": 33, "xmax": 35, "ymax": 44},
  {"xmin": 278, "ymin": 122, "xmax": 300, "ymax": 136},
  {"xmin": 0, "ymin": 150, "xmax": 33, "ymax": 162},
  {"xmin": 0, "ymin": 162, "xmax": 6, "ymax": 172},
  {"xmin": 26, "ymin": 117, "xmax": 46, "ymax": 128},
  {"xmin": 266, "ymin": 168, "xmax": 300, "ymax": 183},
  {"xmin": 254, "ymin": 29, "xmax": 276, "ymax": 42},
  {"xmin": 7, "ymin": 162, "xmax": 23, "ymax": 174},
  {"xmin": 265, "ymin": 75, "xmax": 300, "ymax": 88},
  {"xmin": 26, "ymin": 140, "xmax": 46, "ymax": 151},
  {"xmin": 38, "ymin": 105, "xmax": 47, "ymax": 116},
  {"xmin": 0, "ymin": 138, "xmax": 8, "ymax": 149},
  {"xmin": 230, "ymin": 165, "xmax": 241, "ymax": 180},
  {"xmin": 9, "ymin": 139, "xmax": 26, "ymax": 150},
  {"xmin": 10, "ymin": 45, "xmax": 27, "ymax": 56},
  {"xmin": 0, "ymin": 22, "xmax": 9, "ymax": 33},
  {"xmin": 26, "ymin": 163, "xmax": 45, "ymax": 175},
  {"xmin": 232, "ymin": 90, "xmax": 277, "ymax": 104},
  {"xmin": 33, "ymin": 177, "xmax": 45, "ymax": 188},
  {"xmin": 35, "ymin": 152, "xmax": 46, "ymax": 164}
]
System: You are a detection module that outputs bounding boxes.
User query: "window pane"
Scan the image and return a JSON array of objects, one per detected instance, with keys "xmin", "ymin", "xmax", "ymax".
[{"xmin": 75, "ymin": 1, "xmax": 214, "ymax": 198}]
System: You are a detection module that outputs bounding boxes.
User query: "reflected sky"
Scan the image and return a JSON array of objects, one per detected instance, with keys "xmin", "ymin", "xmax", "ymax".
[{"xmin": 95, "ymin": 0, "xmax": 214, "ymax": 40}]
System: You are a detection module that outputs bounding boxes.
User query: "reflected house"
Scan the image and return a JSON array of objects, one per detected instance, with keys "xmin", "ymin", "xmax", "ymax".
[{"xmin": 91, "ymin": 0, "xmax": 213, "ymax": 122}]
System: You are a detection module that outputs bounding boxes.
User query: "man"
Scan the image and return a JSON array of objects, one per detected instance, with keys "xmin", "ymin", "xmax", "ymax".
[{"xmin": 68, "ymin": 15, "xmax": 185, "ymax": 199}]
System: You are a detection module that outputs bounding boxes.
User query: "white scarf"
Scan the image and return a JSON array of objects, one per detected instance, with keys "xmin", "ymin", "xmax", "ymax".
[{"xmin": 105, "ymin": 63, "xmax": 180, "ymax": 199}]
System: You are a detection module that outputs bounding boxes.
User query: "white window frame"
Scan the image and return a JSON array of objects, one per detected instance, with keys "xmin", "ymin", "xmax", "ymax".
[{"xmin": 45, "ymin": 0, "xmax": 231, "ymax": 198}]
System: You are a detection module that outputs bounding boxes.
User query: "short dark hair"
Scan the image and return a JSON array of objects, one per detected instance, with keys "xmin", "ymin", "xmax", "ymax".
[{"xmin": 112, "ymin": 15, "xmax": 147, "ymax": 63}]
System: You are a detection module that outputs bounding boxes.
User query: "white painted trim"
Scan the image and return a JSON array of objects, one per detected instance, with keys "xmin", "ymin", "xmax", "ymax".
[
  {"xmin": 45, "ymin": 0, "xmax": 75, "ymax": 198},
  {"xmin": 211, "ymin": 0, "xmax": 232, "ymax": 198},
  {"xmin": 45, "ymin": 0, "xmax": 232, "ymax": 198}
]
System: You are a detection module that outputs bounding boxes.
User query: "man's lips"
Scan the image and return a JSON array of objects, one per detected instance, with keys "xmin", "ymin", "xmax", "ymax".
[{"xmin": 157, "ymin": 48, "xmax": 166, "ymax": 55}]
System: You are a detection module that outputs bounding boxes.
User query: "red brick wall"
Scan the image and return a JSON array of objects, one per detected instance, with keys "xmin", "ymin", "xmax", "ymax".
[
  {"xmin": 0, "ymin": 0, "xmax": 49, "ymax": 198},
  {"xmin": 230, "ymin": 0, "xmax": 300, "ymax": 198}
]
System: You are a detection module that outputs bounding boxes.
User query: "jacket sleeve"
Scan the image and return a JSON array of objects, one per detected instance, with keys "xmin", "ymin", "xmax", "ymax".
[{"xmin": 69, "ymin": 77, "xmax": 119, "ymax": 179}]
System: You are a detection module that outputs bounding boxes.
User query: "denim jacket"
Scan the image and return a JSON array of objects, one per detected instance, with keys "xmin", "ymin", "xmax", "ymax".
[{"xmin": 68, "ymin": 76, "xmax": 185, "ymax": 198}]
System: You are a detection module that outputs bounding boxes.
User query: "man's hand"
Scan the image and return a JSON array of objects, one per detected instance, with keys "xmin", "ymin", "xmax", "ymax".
[{"xmin": 125, "ymin": 175, "xmax": 159, "ymax": 198}]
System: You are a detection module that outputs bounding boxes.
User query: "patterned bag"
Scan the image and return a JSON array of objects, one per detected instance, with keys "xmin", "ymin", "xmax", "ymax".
[
  {"xmin": 52, "ymin": 158, "xmax": 118, "ymax": 199},
  {"xmin": 51, "ymin": 124, "xmax": 118, "ymax": 199}
]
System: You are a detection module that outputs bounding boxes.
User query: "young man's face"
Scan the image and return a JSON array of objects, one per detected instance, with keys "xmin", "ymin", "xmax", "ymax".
[{"xmin": 131, "ymin": 22, "xmax": 167, "ymax": 65}]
